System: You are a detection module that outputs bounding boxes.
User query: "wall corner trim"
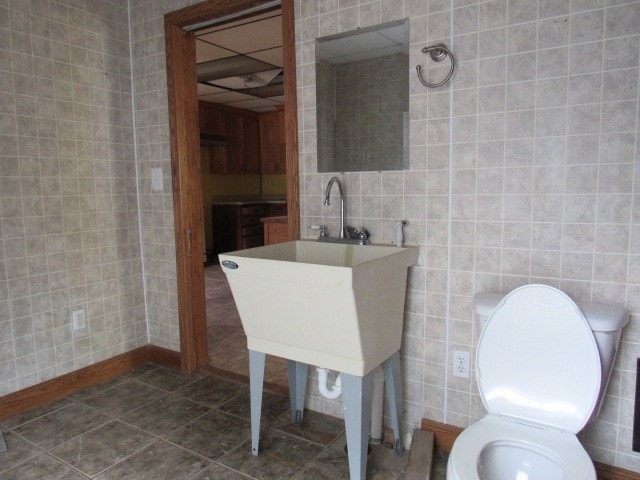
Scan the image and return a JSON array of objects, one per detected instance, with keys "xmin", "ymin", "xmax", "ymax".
[{"xmin": 0, "ymin": 346, "xmax": 180, "ymax": 421}]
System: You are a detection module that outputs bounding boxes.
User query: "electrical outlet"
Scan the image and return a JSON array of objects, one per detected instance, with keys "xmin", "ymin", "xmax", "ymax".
[
  {"xmin": 453, "ymin": 350, "xmax": 470, "ymax": 378},
  {"xmin": 72, "ymin": 309, "xmax": 86, "ymax": 331}
]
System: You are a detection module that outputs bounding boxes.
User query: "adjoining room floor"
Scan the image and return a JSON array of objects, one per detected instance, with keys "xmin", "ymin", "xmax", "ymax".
[
  {"xmin": 205, "ymin": 265, "xmax": 289, "ymax": 387},
  {"xmin": 0, "ymin": 364, "xmax": 448, "ymax": 479}
]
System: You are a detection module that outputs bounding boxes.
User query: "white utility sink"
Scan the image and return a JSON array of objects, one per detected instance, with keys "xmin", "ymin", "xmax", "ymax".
[{"xmin": 219, "ymin": 240, "xmax": 418, "ymax": 376}]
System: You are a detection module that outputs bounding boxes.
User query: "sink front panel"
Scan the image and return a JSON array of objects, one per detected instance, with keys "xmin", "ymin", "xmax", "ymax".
[{"xmin": 219, "ymin": 241, "xmax": 418, "ymax": 376}]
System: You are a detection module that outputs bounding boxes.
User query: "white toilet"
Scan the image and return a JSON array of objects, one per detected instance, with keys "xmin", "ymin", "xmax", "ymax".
[{"xmin": 447, "ymin": 284, "xmax": 628, "ymax": 480}]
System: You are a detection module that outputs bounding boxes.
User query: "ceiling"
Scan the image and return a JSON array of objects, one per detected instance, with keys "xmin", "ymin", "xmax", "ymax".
[
  {"xmin": 195, "ymin": 10, "xmax": 284, "ymax": 112},
  {"xmin": 316, "ymin": 20, "xmax": 409, "ymax": 64}
]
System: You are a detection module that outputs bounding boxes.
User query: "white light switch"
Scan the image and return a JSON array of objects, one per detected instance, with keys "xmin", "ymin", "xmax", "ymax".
[{"xmin": 151, "ymin": 167, "xmax": 163, "ymax": 191}]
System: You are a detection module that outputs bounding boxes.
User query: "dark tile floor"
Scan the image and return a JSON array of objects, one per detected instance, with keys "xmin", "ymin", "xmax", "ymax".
[
  {"xmin": 0, "ymin": 364, "xmax": 447, "ymax": 479},
  {"xmin": 205, "ymin": 266, "xmax": 289, "ymax": 387}
]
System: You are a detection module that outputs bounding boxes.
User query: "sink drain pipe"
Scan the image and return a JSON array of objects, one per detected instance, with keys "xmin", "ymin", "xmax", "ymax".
[
  {"xmin": 316, "ymin": 366, "xmax": 386, "ymax": 444},
  {"xmin": 317, "ymin": 367, "xmax": 342, "ymax": 399},
  {"xmin": 370, "ymin": 366, "xmax": 385, "ymax": 444}
]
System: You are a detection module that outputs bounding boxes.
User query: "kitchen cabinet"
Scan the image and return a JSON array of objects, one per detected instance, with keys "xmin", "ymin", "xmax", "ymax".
[
  {"xmin": 212, "ymin": 202, "xmax": 287, "ymax": 256},
  {"xmin": 239, "ymin": 204, "xmax": 266, "ymax": 249},
  {"xmin": 223, "ymin": 111, "xmax": 243, "ymax": 174},
  {"xmin": 198, "ymin": 101, "xmax": 261, "ymax": 174},
  {"xmin": 262, "ymin": 217, "xmax": 289, "ymax": 245},
  {"xmin": 211, "ymin": 205, "xmax": 239, "ymax": 255},
  {"xmin": 242, "ymin": 115, "xmax": 261, "ymax": 174},
  {"xmin": 267, "ymin": 202, "xmax": 287, "ymax": 217},
  {"xmin": 211, "ymin": 203, "xmax": 266, "ymax": 255},
  {"xmin": 198, "ymin": 102, "xmax": 224, "ymax": 136},
  {"xmin": 259, "ymin": 110, "xmax": 286, "ymax": 174}
]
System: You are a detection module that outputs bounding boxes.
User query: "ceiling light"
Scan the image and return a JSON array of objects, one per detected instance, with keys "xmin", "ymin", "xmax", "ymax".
[{"xmin": 197, "ymin": 56, "xmax": 277, "ymax": 82}]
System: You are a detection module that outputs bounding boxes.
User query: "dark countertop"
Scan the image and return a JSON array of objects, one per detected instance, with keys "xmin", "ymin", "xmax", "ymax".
[{"xmin": 260, "ymin": 216, "xmax": 288, "ymax": 224}]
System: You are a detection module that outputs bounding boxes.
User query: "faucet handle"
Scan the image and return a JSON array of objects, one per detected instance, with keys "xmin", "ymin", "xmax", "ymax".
[
  {"xmin": 358, "ymin": 228, "xmax": 370, "ymax": 245},
  {"xmin": 310, "ymin": 224, "xmax": 328, "ymax": 238},
  {"xmin": 345, "ymin": 225, "xmax": 359, "ymax": 239}
]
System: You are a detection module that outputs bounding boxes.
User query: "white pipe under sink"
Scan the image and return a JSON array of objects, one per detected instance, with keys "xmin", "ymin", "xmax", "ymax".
[
  {"xmin": 370, "ymin": 366, "xmax": 385, "ymax": 444},
  {"xmin": 317, "ymin": 367, "xmax": 342, "ymax": 399},
  {"xmin": 317, "ymin": 365, "xmax": 386, "ymax": 446}
]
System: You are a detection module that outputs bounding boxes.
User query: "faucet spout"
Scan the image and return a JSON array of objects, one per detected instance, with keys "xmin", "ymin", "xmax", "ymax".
[{"xmin": 323, "ymin": 176, "xmax": 347, "ymax": 239}]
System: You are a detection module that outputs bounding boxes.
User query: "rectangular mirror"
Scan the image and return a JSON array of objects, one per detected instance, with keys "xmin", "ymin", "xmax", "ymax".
[{"xmin": 315, "ymin": 19, "xmax": 409, "ymax": 173}]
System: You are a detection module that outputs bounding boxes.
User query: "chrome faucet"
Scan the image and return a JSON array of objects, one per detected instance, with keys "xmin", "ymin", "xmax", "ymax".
[{"xmin": 323, "ymin": 176, "xmax": 347, "ymax": 239}]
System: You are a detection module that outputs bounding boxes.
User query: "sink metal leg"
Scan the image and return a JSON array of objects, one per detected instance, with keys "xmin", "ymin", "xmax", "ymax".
[
  {"xmin": 383, "ymin": 351, "xmax": 405, "ymax": 455},
  {"xmin": 287, "ymin": 360, "xmax": 308, "ymax": 424},
  {"xmin": 249, "ymin": 350, "xmax": 266, "ymax": 456},
  {"xmin": 341, "ymin": 370, "xmax": 374, "ymax": 480}
]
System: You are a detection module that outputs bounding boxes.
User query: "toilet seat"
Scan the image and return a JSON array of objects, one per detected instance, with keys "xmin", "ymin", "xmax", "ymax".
[
  {"xmin": 447, "ymin": 285, "xmax": 601, "ymax": 480},
  {"xmin": 447, "ymin": 415, "xmax": 596, "ymax": 480},
  {"xmin": 477, "ymin": 284, "xmax": 601, "ymax": 432}
]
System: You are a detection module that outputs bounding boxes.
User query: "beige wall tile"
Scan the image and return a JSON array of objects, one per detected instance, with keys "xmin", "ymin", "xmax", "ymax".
[{"xmin": 294, "ymin": 0, "xmax": 640, "ymax": 470}]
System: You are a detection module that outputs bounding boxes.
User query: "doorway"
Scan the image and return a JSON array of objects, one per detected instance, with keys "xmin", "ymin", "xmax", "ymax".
[
  {"xmin": 164, "ymin": 0, "xmax": 300, "ymax": 373},
  {"xmin": 195, "ymin": 10, "xmax": 286, "ymax": 379}
]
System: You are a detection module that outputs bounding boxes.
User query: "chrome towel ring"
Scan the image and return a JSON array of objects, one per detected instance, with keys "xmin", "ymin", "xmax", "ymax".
[{"xmin": 416, "ymin": 43, "xmax": 455, "ymax": 88}]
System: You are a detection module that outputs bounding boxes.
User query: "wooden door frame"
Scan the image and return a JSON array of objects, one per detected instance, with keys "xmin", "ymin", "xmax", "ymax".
[{"xmin": 164, "ymin": 0, "xmax": 300, "ymax": 372}]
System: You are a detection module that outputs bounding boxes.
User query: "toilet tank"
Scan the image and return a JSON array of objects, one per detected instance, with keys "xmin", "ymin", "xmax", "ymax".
[{"xmin": 473, "ymin": 291, "xmax": 628, "ymax": 421}]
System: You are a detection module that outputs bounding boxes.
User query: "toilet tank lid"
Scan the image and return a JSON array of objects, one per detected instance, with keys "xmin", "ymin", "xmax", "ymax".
[
  {"xmin": 473, "ymin": 292, "xmax": 629, "ymax": 333},
  {"xmin": 473, "ymin": 293, "xmax": 505, "ymax": 318},
  {"xmin": 578, "ymin": 302, "xmax": 628, "ymax": 332}
]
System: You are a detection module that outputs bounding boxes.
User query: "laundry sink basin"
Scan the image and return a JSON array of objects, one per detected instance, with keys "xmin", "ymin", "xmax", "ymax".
[{"xmin": 219, "ymin": 240, "xmax": 418, "ymax": 376}]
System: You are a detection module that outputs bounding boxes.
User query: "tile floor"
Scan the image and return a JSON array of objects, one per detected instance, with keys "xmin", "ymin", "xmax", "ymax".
[
  {"xmin": 205, "ymin": 265, "xmax": 289, "ymax": 387},
  {"xmin": 0, "ymin": 363, "xmax": 447, "ymax": 479}
]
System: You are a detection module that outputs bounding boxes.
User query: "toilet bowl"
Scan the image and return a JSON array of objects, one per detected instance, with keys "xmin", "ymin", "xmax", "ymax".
[
  {"xmin": 447, "ymin": 284, "xmax": 628, "ymax": 480},
  {"xmin": 448, "ymin": 415, "xmax": 596, "ymax": 480}
]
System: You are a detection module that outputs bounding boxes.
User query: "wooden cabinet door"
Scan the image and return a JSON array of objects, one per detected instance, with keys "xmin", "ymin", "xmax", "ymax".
[
  {"xmin": 207, "ymin": 145, "xmax": 227, "ymax": 174},
  {"xmin": 200, "ymin": 102, "xmax": 265, "ymax": 174},
  {"xmin": 259, "ymin": 110, "xmax": 286, "ymax": 174},
  {"xmin": 263, "ymin": 222, "xmax": 289, "ymax": 245},
  {"xmin": 242, "ymin": 115, "xmax": 261, "ymax": 174},
  {"xmin": 259, "ymin": 112, "xmax": 276, "ymax": 173},
  {"xmin": 212, "ymin": 205, "xmax": 241, "ymax": 255},
  {"xmin": 223, "ymin": 111, "xmax": 243, "ymax": 174},
  {"xmin": 274, "ymin": 110, "xmax": 287, "ymax": 173},
  {"xmin": 199, "ymin": 102, "xmax": 227, "ymax": 174},
  {"xmin": 275, "ymin": 110, "xmax": 286, "ymax": 174},
  {"xmin": 198, "ymin": 102, "xmax": 224, "ymax": 135}
]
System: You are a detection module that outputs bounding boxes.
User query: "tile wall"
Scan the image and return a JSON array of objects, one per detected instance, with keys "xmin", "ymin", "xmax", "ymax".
[
  {"xmin": 318, "ymin": 53, "xmax": 409, "ymax": 172},
  {"xmin": 316, "ymin": 60, "xmax": 335, "ymax": 172},
  {"xmin": 0, "ymin": 0, "xmax": 146, "ymax": 396},
  {"xmin": 3, "ymin": 0, "xmax": 639, "ymax": 474},
  {"xmin": 296, "ymin": 0, "xmax": 640, "ymax": 471},
  {"xmin": 129, "ymin": 0, "xmax": 198, "ymax": 351}
]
